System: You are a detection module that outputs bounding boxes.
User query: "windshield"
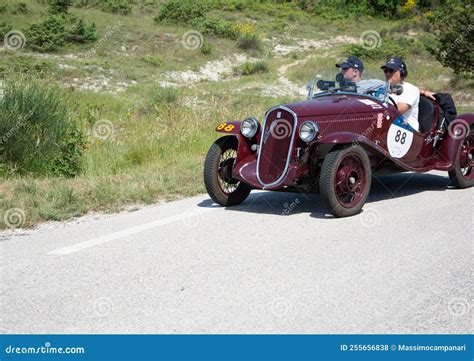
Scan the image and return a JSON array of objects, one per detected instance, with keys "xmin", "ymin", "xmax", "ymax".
[{"xmin": 307, "ymin": 77, "xmax": 393, "ymax": 104}]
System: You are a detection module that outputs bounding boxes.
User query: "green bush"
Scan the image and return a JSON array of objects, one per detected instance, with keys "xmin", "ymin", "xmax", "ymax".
[
  {"xmin": 299, "ymin": 0, "xmax": 406, "ymax": 19},
  {"xmin": 100, "ymin": 0, "xmax": 132, "ymax": 15},
  {"xmin": 234, "ymin": 60, "xmax": 268, "ymax": 76},
  {"xmin": 201, "ymin": 41, "xmax": 212, "ymax": 55},
  {"xmin": 12, "ymin": 2, "xmax": 28, "ymax": 14},
  {"xmin": 154, "ymin": 0, "xmax": 206, "ymax": 24},
  {"xmin": 48, "ymin": 0, "xmax": 72, "ymax": 14},
  {"xmin": 236, "ymin": 31, "xmax": 264, "ymax": 52},
  {"xmin": 345, "ymin": 37, "xmax": 406, "ymax": 61},
  {"xmin": 25, "ymin": 15, "xmax": 98, "ymax": 52},
  {"xmin": 67, "ymin": 19, "xmax": 98, "ymax": 43},
  {"xmin": 193, "ymin": 17, "xmax": 237, "ymax": 39},
  {"xmin": 0, "ymin": 78, "xmax": 85, "ymax": 177},
  {"xmin": 25, "ymin": 15, "xmax": 67, "ymax": 52}
]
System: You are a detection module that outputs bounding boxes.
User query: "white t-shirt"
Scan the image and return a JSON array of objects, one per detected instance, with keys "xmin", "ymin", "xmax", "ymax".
[{"xmin": 391, "ymin": 81, "xmax": 420, "ymax": 131}]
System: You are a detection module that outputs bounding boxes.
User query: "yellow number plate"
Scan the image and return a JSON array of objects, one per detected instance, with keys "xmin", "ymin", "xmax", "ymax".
[{"xmin": 216, "ymin": 123, "xmax": 235, "ymax": 132}]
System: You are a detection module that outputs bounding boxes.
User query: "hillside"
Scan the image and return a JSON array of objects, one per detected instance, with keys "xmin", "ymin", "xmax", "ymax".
[{"xmin": 0, "ymin": 0, "xmax": 472, "ymax": 229}]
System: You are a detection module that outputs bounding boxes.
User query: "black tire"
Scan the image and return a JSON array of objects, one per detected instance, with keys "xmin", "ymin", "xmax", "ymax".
[
  {"xmin": 203, "ymin": 136, "xmax": 251, "ymax": 206},
  {"xmin": 448, "ymin": 131, "xmax": 474, "ymax": 189},
  {"xmin": 319, "ymin": 145, "xmax": 372, "ymax": 217}
]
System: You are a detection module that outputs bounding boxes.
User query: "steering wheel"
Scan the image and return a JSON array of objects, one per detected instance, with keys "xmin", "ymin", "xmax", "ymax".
[{"xmin": 388, "ymin": 96, "xmax": 398, "ymax": 109}]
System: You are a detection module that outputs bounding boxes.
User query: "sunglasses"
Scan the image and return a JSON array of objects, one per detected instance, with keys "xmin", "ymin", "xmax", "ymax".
[{"xmin": 383, "ymin": 68, "xmax": 395, "ymax": 74}]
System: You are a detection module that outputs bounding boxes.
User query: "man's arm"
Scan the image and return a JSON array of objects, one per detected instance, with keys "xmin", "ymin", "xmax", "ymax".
[
  {"xmin": 397, "ymin": 103, "xmax": 411, "ymax": 113},
  {"xmin": 420, "ymin": 89, "xmax": 436, "ymax": 100}
]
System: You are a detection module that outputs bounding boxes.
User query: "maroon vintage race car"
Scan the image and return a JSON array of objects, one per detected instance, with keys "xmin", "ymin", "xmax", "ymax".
[{"xmin": 203, "ymin": 79, "xmax": 474, "ymax": 217}]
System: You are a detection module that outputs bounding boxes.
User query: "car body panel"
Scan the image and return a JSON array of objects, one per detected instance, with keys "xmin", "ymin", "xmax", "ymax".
[{"xmin": 219, "ymin": 92, "xmax": 473, "ymax": 190}]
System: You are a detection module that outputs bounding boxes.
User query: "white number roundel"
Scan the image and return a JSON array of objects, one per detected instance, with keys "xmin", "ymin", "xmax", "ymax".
[{"xmin": 387, "ymin": 118, "xmax": 414, "ymax": 158}]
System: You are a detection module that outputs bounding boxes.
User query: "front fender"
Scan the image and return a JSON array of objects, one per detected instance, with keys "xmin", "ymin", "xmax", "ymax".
[{"xmin": 215, "ymin": 121, "xmax": 241, "ymax": 135}]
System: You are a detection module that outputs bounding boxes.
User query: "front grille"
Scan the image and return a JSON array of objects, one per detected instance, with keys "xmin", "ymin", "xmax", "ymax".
[{"xmin": 257, "ymin": 107, "xmax": 297, "ymax": 186}]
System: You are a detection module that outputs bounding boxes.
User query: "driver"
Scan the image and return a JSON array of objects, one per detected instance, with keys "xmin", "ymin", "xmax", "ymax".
[
  {"xmin": 381, "ymin": 58, "xmax": 420, "ymax": 131},
  {"xmin": 335, "ymin": 56, "xmax": 384, "ymax": 94}
]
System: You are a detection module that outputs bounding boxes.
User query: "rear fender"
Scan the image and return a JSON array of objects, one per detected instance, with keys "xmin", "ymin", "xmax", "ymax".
[{"xmin": 437, "ymin": 114, "xmax": 474, "ymax": 169}]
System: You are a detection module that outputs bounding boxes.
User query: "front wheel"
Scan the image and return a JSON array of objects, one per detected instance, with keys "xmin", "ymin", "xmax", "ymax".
[
  {"xmin": 319, "ymin": 145, "xmax": 372, "ymax": 217},
  {"xmin": 204, "ymin": 136, "xmax": 251, "ymax": 206},
  {"xmin": 448, "ymin": 132, "xmax": 474, "ymax": 188}
]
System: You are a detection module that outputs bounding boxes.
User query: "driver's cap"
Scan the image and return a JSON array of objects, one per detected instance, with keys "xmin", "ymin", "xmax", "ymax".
[
  {"xmin": 381, "ymin": 57, "xmax": 405, "ymax": 71},
  {"xmin": 335, "ymin": 56, "xmax": 364, "ymax": 72}
]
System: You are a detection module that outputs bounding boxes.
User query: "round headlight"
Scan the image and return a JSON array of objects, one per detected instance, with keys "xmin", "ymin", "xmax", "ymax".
[
  {"xmin": 241, "ymin": 117, "xmax": 259, "ymax": 138},
  {"xmin": 299, "ymin": 121, "xmax": 319, "ymax": 142}
]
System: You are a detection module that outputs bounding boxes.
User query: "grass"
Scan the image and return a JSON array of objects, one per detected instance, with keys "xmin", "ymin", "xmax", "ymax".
[
  {"xmin": 233, "ymin": 60, "xmax": 268, "ymax": 76},
  {"xmin": 0, "ymin": 0, "xmax": 472, "ymax": 229}
]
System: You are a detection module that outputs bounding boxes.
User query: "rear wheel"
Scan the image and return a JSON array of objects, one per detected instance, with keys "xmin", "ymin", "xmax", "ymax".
[
  {"xmin": 319, "ymin": 145, "xmax": 372, "ymax": 217},
  {"xmin": 204, "ymin": 136, "xmax": 251, "ymax": 206},
  {"xmin": 448, "ymin": 132, "xmax": 474, "ymax": 188}
]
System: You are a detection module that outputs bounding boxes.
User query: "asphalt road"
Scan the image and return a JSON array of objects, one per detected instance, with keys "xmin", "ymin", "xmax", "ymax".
[{"xmin": 1, "ymin": 171, "xmax": 472, "ymax": 334}]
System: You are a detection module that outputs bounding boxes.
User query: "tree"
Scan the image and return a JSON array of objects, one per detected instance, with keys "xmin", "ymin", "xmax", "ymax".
[{"xmin": 428, "ymin": 3, "xmax": 473, "ymax": 75}]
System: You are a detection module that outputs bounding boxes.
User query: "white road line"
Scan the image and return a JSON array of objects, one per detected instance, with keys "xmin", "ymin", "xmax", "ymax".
[{"xmin": 48, "ymin": 208, "xmax": 213, "ymax": 255}]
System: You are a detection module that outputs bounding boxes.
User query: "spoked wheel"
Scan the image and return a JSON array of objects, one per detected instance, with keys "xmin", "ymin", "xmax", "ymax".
[
  {"xmin": 320, "ymin": 145, "xmax": 372, "ymax": 217},
  {"xmin": 449, "ymin": 132, "xmax": 474, "ymax": 188},
  {"xmin": 204, "ymin": 136, "xmax": 251, "ymax": 206}
]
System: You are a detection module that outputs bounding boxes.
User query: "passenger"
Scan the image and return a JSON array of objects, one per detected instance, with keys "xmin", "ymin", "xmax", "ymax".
[{"xmin": 335, "ymin": 56, "xmax": 385, "ymax": 94}]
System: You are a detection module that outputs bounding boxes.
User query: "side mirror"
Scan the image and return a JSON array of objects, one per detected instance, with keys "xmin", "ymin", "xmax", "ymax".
[{"xmin": 307, "ymin": 80, "xmax": 315, "ymax": 99}]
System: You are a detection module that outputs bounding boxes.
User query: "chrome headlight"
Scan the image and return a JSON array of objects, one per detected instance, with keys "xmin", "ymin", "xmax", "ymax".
[
  {"xmin": 241, "ymin": 117, "xmax": 259, "ymax": 138},
  {"xmin": 299, "ymin": 121, "xmax": 319, "ymax": 142}
]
